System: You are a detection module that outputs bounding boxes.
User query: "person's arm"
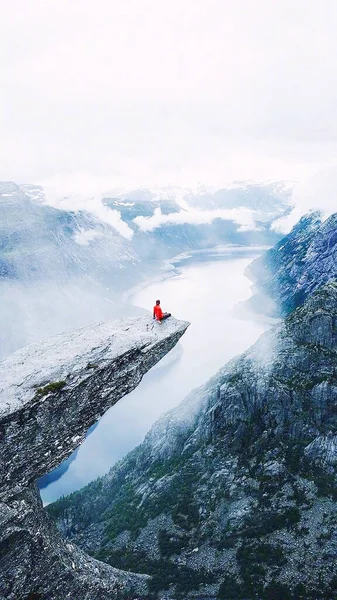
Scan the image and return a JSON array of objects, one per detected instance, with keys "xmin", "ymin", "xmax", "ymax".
[
  {"xmin": 158, "ymin": 307, "xmax": 163, "ymax": 320},
  {"xmin": 153, "ymin": 307, "xmax": 156, "ymax": 319}
]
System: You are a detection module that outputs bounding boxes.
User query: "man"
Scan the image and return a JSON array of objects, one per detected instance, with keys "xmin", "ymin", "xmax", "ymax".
[{"xmin": 153, "ymin": 299, "xmax": 171, "ymax": 322}]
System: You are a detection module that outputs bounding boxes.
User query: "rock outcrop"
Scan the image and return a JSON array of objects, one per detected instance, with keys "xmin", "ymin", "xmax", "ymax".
[
  {"xmin": 247, "ymin": 211, "xmax": 337, "ymax": 315},
  {"xmin": 50, "ymin": 283, "xmax": 337, "ymax": 599},
  {"xmin": 0, "ymin": 315, "xmax": 189, "ymax": 600}
]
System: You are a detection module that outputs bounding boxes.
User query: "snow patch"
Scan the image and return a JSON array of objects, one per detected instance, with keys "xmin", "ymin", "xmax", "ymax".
[
  {"xmin": 37, "ymin": 179, "xmax": 134, "ymax": 240},
  {"xmin": 133, "ymin": 206, "xmax": 257, "ymax": 232},
  {"xmin": 113, "ymin": 201, "xmax": 135, "ymax": 207},
  {"xmin": 74, "ymin": 229, "xmax": 102, "ymax": 246}
]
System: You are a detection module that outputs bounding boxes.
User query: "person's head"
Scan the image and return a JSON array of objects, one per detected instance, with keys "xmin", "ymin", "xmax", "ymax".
[{"xmin": 156, "ymin": 299, "xmax": 160, "ymax": 305}]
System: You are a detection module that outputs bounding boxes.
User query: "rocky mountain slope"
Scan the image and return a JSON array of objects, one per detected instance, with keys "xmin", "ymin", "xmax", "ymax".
[
  {"xmin": 49, "ymin": 281, "xmax": 337, "ymax": 600},
  {"xmin": 0, "ymin": 181, "xmax": 142, "ymax": 285},
  {"xmin": 0, "ymin": 315, "xmax": 188, "ymax": 600},
  {"xmin": 247, "ymin": 211, "xmax": 337, "ymax": 315}
]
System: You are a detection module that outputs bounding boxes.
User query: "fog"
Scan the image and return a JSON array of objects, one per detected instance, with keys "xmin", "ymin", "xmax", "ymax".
[
  {"xmin": 134, "ymin": 206, "xmax": 257, "ymax": 232},
  {"xmin": 0, "ymin": 280, "xmax": 140, "ymax": 359},
  {"xmin": 38, "ymin": 186, "xmax": 135, "ymax": 239},
  {"xmin": 273, "ymin": 165, "xmax": 337, "ymax": 232},
  {"xmin": 2, "ymin": 1, "xmax": 337, "ymax": 187},
  {"xmin": 30, "ymin": 167, "xmax": 337, "ymax": 241}
]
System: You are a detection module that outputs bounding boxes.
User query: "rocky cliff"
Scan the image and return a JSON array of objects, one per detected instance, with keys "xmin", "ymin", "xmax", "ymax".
[
  {"xmin": 50, "ymin": 282, "xmax": 337, "ymax": 599},
  {"xmin": 0, "ymin": 315, "xmax": 189, "ymax": 600},
  {"xmin": 247, "ymin": 211, "xmax": 337, "ymax": 315}
]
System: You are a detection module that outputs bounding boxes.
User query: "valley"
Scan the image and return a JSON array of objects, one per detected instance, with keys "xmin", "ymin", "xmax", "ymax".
[{"xmin": 40, "ymin": 247, "xmax": 269, "ymax": 503}]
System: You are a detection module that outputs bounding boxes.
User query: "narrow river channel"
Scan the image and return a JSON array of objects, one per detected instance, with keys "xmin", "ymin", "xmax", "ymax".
[{"xmin": 41, "ymin": 247, "xmax": 269, "ymax": 503}]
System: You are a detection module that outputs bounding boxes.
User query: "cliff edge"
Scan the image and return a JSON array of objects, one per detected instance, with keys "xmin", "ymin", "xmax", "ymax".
[{"xmin": 0, "ymin": 315, "xmax": 189, "ymax": 600}]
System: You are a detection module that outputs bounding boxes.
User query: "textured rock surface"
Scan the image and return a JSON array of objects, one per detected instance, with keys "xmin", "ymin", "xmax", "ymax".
[
  {"xmin": 0, "ymin": 315, "xmax": 189, "ymax": 600},
  {"xmin": 247, "ymin": 211, "xmax": 337, "ymax": 315},
  {"xmin": 50, "ymin": 283, "xmax": 337, "ymax": 599}
]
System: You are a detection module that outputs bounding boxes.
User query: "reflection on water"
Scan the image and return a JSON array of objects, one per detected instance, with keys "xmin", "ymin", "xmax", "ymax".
[{"xmin": 40, "ymin": 249, "xmax": 269, "ymax": 504}]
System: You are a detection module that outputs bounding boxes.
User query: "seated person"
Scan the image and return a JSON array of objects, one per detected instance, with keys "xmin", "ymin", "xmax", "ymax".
[{"xmin": 153, "ymin": 299, "xmax": 171, "ymax": 321}]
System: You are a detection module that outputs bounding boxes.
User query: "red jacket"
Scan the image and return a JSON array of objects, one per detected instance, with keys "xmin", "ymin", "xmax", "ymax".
[{"xmin": 153, "ymin": 305, "xmax": 163, "ymax": 320}]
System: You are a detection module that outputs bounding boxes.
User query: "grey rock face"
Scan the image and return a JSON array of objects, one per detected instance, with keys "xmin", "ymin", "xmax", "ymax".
[
  {"xmin": 1, "ymin": 485, "xmax": 150, "ymax": 600},
  {"xmin": 50, "ymin": 283, "xmax": 337, "ymax": 599},
  {"xmin": 0, "ymin": 316, "xmax": 189, "ymax": 600},
  {"xmin": 247, "ymin": 211, "xmax": 337, "ymax": 315}
]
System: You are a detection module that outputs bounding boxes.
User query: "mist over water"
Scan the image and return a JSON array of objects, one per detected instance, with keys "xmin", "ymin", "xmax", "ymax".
[
  {"xmin": 0, "ymin": 279, "xmax": 143, "ymax": 360},
  {"xmin": 41, "ymin": 249, "xmax": 269, "ymax": 504}
]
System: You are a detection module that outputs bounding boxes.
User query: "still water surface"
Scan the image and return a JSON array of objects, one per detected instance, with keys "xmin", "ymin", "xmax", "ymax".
[{"xmin": 41, "ymin": 248, "xmax": 268, "ymax": 503}]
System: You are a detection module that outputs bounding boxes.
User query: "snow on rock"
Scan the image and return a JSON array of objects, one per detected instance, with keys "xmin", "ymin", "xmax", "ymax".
[{"xmin": 0, "ymin": 315, "xmax": 189, "ymax": 492}]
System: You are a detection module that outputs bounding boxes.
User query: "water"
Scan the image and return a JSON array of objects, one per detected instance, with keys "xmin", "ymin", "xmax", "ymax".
[{"xmin": 41, "ymin": 248, "xmax": 268, "ymax": 504}]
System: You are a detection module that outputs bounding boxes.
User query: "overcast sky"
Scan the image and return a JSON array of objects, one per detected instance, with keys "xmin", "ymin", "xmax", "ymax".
[{"xmin": 2, "ymin": 0, "xmax": 337, "ymax": 190}]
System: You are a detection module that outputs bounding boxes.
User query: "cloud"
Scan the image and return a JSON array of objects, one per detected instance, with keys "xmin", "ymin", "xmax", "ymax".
[
  {"xmin": 73, "ymin": 229, "xmax": 102, "ymax": 246},
  {"xmin": 39, "ymin": 175, "xmax": 134, "ymax": 239},
  {"xmin": 133, "ymin": 206, "xmax": 257, "ymax": 232},
  {"xmin": 2, "ymin": 1, "xmax": 337, "ymax": 185},
  {"xmin": 272, "ymin": 164, "xmax": 337, "ymax": 233}
]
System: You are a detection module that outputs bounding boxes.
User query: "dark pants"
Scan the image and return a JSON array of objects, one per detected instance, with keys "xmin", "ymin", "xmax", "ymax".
[{"xmin": 161, "ymin": 312, "xmax": 171, "ymax": 321}]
